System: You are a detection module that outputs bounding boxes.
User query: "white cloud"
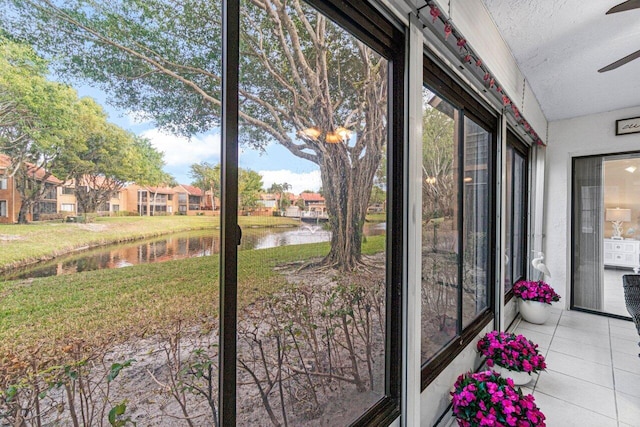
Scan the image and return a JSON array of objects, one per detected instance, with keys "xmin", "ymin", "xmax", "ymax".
[
  {"xmin": 140, "ymin": 128, "xmax": 221, "ymax": 167},
  {"xmin": 259, "ymin": 169, "xmax": 321, "ymax": 194}
]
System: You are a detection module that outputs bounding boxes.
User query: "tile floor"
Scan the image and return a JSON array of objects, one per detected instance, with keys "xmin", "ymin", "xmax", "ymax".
[
  {"xmin": 512, "ymin": 308, "xmax": 640, "ymax": 427},
  {"xmin": 604, "ymin": 268, "xmax": 632, "ymax": 317},
  {"xmin": 440, "ymin": 308, "xmax": 639, "ymax": 427}
]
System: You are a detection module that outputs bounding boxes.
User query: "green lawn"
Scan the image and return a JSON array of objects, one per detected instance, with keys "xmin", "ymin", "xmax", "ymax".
[
  {"xmin": 365, "ymin": 213, "xmax": 386, "ymax": 223},
  {"xmin": 0, "ymin": 235, "xmax": 385, "ymax": 364},
  {"xmin": 0, "ymin": 215, "xmax": 300, "ymax": 271}
]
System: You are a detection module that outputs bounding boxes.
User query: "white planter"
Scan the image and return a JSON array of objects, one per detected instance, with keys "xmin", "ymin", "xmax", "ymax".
[
  {"xmin": 492, "ymin": 365, "xmax": 533, "ymax": 386},
  {"xmin": 518, "ymin": 299, "xmax": 551, "ymax": 324}
]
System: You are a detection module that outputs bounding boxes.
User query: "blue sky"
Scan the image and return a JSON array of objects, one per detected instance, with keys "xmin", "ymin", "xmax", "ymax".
[{"xmin": 72, "ymin": 84, "xmax": 322, "ymax": 194}]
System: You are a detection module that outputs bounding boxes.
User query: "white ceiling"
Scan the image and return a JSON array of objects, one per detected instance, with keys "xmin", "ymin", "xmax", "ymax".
[{"xmin": 481, "ymin": 0, "xmax": 640, "ymax": 121}]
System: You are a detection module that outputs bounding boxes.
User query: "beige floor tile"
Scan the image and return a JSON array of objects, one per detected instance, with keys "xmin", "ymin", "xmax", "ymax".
[
  {"xmin": 535, "ymin": 371, "xmax": 617, "ymax": 418},
  {"xmin": 553, "ymin": 325, "xmax": 611, "ymax": 349},
  {"xmin": 559, "ymin": 315, "xmax": 610, "ymax": 333},
  {"xmin": 613, "ymin": 350, "xmax": 640, "ymax": 375},
  {"xmin": 609, "ymin": 317, "xmax": 637, "ymax": 331},
  {"xmin": 548, "ymin": 334, "xmax": 612, "ymax": 366},
  {"xmin": 617, "ymin": 391, "xmax": 640, "ymax": 426},
  {"xmin": 611, "ymin": 325, "xmax": 640, "ymax": 342},
  {"xmin": 545, "ymin": 350, "xmax": 614, "ymax": 388},
  {"xmin": 532, "ymin": 391, "xmax": 617, "ymax": 427},
  {"xmin": 615, "ymin": 369, "xmax": 640, "ymax": 398},
  {"xmin": 612, "ymin": 336, "xmax": 640, "ymax": 357}
]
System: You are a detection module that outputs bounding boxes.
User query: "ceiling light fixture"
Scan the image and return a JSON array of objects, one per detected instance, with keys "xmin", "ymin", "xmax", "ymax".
[{"xmin": 625, "ymin": 166, "xmax": 637, "ymax": 173}]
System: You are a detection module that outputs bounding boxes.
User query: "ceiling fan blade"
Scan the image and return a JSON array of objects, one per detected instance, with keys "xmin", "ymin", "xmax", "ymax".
[
  {"xmin": 598, "ymin": 49, "xmax": 640, "ymax": 72},
  {"xmin": 606, "ymin": 0, "xmax": 640, "ymax": 14}
]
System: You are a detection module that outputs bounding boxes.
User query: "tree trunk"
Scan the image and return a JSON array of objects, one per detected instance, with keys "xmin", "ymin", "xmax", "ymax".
[
  {"xmin": 319, "ymin": 144, "xmax": 379, "ymax": 271},
  {"xmin": 209, "ymin": 186, "xmax": 215, "ymax": 210},
  {"xmin": 315, "ymin": 52, "xmax": 386, "ymax": 271},
  {"xmin": 17, "ymin": 202, "xmax": 30, "ymax": 224}
]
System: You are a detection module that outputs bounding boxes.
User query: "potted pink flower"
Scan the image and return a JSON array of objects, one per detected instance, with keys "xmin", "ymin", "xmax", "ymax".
[
  {"xmin": 513, "ymin": 280, "xmax": 561, "ymax": 324},
  {"xmin": 477, "ymin": 331, "xmax": 546, "ymax": 385},
  {"xmin": 451, "ymin": 370, "xmax": 546, "ymax": 427}
]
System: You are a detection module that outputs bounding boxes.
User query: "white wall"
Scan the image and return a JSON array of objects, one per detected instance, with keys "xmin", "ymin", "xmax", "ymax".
[{"xmin": 545, "ymin": 105, "xmax": 640, "ymax": 306}]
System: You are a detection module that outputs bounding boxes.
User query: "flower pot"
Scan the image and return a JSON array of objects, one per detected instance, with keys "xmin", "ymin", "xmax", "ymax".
[
  {"xmin": 518, "ymin": 299, "xmax": 551, "ymax": 324},
  {"xmin": 492, "ymin": 365, "xmax": 533, "ymax": 386}
]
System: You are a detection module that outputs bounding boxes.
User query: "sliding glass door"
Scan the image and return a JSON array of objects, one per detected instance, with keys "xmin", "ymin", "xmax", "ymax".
[{"xmin": 572, "ymin": 152, "xmax": 640, "ymax": 317}]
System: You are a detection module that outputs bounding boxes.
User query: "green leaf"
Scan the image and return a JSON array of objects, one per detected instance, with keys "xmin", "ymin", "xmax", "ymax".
[{"xmin": 108, "ymin": 359, "xmax": 135, "ymax": 383}]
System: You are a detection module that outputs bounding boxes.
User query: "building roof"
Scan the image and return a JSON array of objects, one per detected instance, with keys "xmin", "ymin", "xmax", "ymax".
[
  {"xmin": 297, "ymin": 192, "xmax": 325, "ymax": 202},
  {"xmin": 0, "ymin": 153, "xmax": 62, "ymax": 184},
  {"xmin": 179, "ymin": 184, "xmax": 204, "ymax": 196},
  {"xmin": 145, "ymin": 185, "xmax": 175, "ymax": 194}
]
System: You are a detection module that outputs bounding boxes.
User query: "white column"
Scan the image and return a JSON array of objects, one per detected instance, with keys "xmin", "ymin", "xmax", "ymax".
[{"xmin": 403, "ymin": 13, "xmax": 423, "ymax": 427}]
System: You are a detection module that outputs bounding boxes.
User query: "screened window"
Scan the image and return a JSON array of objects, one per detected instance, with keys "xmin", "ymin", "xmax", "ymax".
[
  {"xmin": 421, "ymin": 56, "xmax": 495, "ymax": 387},
  {"xmin": 0, "ymin": 200, "xmax": 6, "ymax": 217},
  {"xmin": 60, "ymin": 203, "xmax": 75, "ymax": 212},
  {"xmin": 232, "ymin": 0, "xmax": 404, "ymax": 423},
  {"xmin": 462, "ymin": 117, "xmax": 491, "ymax": 326},
  {"xmin": 0, "ymin": 177, "xmax": 7, "ymax": 190},
  {"xmin": 505, "ymin": 134, "xmax": 528, "ymax": 293},
  {"xmin": 43, "ymin": 184, "xmax": 57, "ymax": 201}
]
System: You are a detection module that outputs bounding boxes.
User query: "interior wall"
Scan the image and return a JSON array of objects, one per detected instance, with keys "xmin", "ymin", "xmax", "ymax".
[{"xmin": 545, "ymin": 105, "xmax": 640, "ymax": 307}]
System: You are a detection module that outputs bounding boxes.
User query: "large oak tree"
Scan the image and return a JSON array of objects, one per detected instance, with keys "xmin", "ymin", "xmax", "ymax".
[{"xmin": 4, "ymin": 0, "xmax": 389, "ymax": 269}]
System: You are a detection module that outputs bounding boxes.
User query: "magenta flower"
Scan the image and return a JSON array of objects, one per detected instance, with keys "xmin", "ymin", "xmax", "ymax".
[
  {"xmin": 451, "ymin": 371, "xmax": 546, "ymax": 427},
  {"xmin": 513, "ymin": 280, "xmax": 560, "ymax": 304},
  {"xmin": 477, "ymin": 331, "xmax": 546, "ymax": 374}
]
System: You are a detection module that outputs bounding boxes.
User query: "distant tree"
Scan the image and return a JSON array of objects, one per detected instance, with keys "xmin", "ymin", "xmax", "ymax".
[
  {"xmin": 58, "ymin": 99, "xmax": 169, "ymax": 215},
  {"xmin": 369, "ymin": 185, "xmax": 386, "ymax": 207},
  {"xmin": 295, "ymin": 197, "xmax": 306, "ymax": 211},
  {"xmin": 189, "ymin": 162, "xmax": 220, "ymax": 210},
  {"xmin": 0, "ymin": 34, "xmax": 84, "ymax": 222},
  {"xmin": 238, "ymin": 169, "xmax": 263, "ymax": 211},
  {"xmin": 422, "ymin": 95, "xmax": 456, "ymax": 219},
  {"xmin": 267, "ymin": 182, "xmax": 291, "ymax": 212}
]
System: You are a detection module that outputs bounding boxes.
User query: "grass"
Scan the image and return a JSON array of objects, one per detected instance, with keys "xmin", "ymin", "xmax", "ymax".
[
  {"xmin": 0, "ymin": 235, "xmax": 386, "ymax": 364},
  {"xmin": 365, "ymin": 213, "xmax": 386, "ymax": 223},
  {"xmin": 0, "ymin": 215, "xmax": 300, "ymax": 271}
]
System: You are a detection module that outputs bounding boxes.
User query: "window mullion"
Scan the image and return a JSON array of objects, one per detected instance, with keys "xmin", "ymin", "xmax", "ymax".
[
  {"xmin": 219, "ymin": 0, "xmax": 240, "ymax": 425},
  {"xmin": 457, "ymin": 110, "xmax": 465, "ymax": 337}
]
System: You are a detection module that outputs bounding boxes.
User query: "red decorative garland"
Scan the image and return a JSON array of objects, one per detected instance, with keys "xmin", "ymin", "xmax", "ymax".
[{"xmin": 423, "ymin": 1, "xmax": 545, "ymax": 146}]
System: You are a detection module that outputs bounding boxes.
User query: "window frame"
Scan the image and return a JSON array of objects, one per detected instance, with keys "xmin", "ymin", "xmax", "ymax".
[
  {"xmin": 421, "ymin": 54, "xmax": 497, "ymax": 390},
  {"xmin": 0, "ymin": 200, "xmax": 7, "ymax": 217},
  {"xmin": 219, "ymin": 0, "xmax": 405, "ymax": 425},
  {"xmin": 504, "ymin": 131, "xmax": 529, "ymax": 300}
]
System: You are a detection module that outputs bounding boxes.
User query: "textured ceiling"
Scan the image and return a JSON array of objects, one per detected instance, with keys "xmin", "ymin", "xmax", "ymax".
[{"xmin": 481, "ymin": 0, "xmax": 640, "ymax": 121}]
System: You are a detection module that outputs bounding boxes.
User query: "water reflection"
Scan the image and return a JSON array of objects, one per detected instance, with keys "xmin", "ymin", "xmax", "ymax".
[{"xmin": 4, "ymin": 223, "xmax": 385, "ymax": 280}]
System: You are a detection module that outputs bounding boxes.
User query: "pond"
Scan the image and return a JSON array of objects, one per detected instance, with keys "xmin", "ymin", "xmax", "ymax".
[{"xmin": 3, "ymin": 222, "xmax": 386, "ymax": 281}]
